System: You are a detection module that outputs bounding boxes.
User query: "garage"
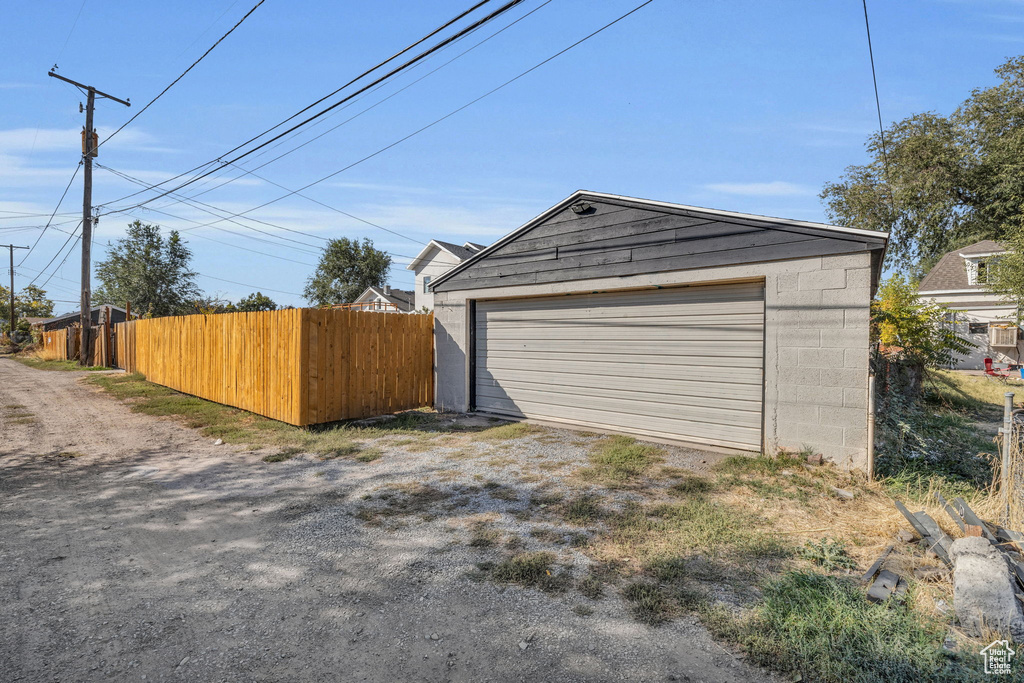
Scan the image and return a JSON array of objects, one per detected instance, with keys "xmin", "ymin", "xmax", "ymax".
[
  {"xmin": 431, "ymin": 191, "xmax": 887, "ymax": 468},
  {"xmin": 473, "ymin": 283, "xmax": 765, "ymax": 450}
]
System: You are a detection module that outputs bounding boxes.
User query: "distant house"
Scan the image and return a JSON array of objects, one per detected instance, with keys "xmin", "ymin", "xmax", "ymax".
[
  {"xmin": 406, "ymin": 240, "xmax": 486, "ymax": 311},
  {"xmin": 918, "ymin": 240, "xmax": 1022, "ymax": 369},
  {"xmin": 350, "ymin": 286, "xmax": 415, "ymax": 312},
  {"xmin": 35, "ymin": 306, "xmax": 128, "ymax": 332}
]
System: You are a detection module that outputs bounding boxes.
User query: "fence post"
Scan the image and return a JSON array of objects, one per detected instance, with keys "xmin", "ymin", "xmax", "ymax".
[
  {"xmin": 866, "ymin": 374, "xmax": 876, "ymax": 482},
  {"xmin": 1001, "ymin": 391, "xmax": 1015, "ymax": 525}
]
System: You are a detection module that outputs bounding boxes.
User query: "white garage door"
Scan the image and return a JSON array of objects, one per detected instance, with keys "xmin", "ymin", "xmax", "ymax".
[{"xmin": 474, "ymin": 282, "xmax": 765, "ymax": 450}]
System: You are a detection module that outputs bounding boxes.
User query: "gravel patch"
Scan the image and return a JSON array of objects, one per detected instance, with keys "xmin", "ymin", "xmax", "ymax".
[{"xmin": 0, "ymin": 357, "xmax": 772, "ymax": 682}]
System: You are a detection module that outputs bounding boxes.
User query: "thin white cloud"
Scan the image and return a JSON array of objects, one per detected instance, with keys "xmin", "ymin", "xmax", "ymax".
[
  {"xmin": 703, "ymin": 181, "xmax": 814, "ymax": 197},
  {"xmin": 0, "ymin": 127, "xmax": 170, "ymax": 153}
]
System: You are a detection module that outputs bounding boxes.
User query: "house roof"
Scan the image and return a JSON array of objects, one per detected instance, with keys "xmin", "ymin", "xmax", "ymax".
[
  {"xmin": 431, "ymin": 190, "xmax": 890, "ymax": 290},
  {"xmin": 918, "ymin": 240, "xmax": 1007, "ymax": 292},
  {"xmin": 406, "ymin": 239, "xmax": 482, "ymax": 271},
  {"xmin": 355, "ymin": 286, "xmax": 415, "ymax": 311},
  {"xmin": 37, "ymin": 305, "xmax": 127, "ymax": 326}
]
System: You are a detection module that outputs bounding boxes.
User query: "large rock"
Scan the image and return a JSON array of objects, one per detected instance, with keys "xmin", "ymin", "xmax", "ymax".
[{"xmin": 950, "ymin": 536, "xmax": 1024, "ymax": 639}]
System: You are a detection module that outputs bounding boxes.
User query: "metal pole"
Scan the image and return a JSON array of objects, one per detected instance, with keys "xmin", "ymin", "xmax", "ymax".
[
  {"xmin": 2, "ymin": 245, "xmax": 29, "ymax": 340},
  {"xmin": 80, "ymin": 87, "xmax": 95, "ymax": 365},
  {"xmin": 8, "ymin": 245, "xmax": 14, "ymax": 335},
  {"xmin": 867, "ymin": 374, "xmax": 876, "ymax": 482},
  {"xmin": 1001, "ymin": 391, "xmax": 1015, "ymax": 525}
]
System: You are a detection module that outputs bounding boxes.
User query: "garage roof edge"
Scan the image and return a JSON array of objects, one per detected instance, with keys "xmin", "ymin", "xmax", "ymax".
[{"xmin": 430, "ymin": 190, "xmax": 889, "ymax": 290}]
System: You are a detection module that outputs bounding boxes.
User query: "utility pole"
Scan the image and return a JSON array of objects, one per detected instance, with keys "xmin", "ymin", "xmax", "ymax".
[
  {"xmin": 3, "ymin": 244, "xmax": 29, "ymax": 338},
  {"xmin": 48, "ymin": 69, "xmax": 129, "ymax": 364}
]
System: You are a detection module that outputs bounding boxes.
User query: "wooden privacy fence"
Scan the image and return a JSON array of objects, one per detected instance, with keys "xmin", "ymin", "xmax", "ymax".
[
  {"xmin": 38, "ymin": 326, "xmax": 108, "ymax": 366},
  {"xmin": 39, "ymin": 328, "xmax": 72, "ymax": 360},
  {"xmin": 114, "ymin": 308, "xmax": 434, "ymax": 426}
]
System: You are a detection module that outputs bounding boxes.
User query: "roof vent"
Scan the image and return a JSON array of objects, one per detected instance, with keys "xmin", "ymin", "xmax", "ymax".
[{"xmin": 570, "ymin": 201, "xmax": 593, "ymax": 215}]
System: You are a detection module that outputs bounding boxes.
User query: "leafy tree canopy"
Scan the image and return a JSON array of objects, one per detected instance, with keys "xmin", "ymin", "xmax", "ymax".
[
  {"xmin": 94, "ymin": 220, "xmax": 201, "ymax": 317},
  {"xmin": 303, "ymin": 237, "xmax": 390, "ymax": 306},
  {"xmin": 822, "ymin": 56, "xmax": 1024, "ymax": 277},
  {"xmin": 236, "ymin": 291, "xmax": 277, "ymax": 312},
  {"xmin": 0, "ymin": 284, "xmax": 54, "ymax": 332}
]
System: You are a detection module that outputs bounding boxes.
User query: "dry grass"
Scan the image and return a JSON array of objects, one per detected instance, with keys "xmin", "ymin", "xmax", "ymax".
[{"xmin": 471, "ymin": 422, "xmax": 545, "ymax": 442}]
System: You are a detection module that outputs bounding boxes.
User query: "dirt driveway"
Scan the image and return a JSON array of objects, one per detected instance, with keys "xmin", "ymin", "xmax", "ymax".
[{"xmin": 0, "ymin": 358, "xmax": 774, "ymax": 683}]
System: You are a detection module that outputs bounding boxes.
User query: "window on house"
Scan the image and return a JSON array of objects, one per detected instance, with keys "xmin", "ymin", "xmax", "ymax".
[
  {"xmin": 422, "ymin": 275, "xmax": 432, "ymax": 293},
  {"xmin": 968, "ymin": 257, "xmax": 1000, "ymax": 285},
  {"xmin": 969, "ymin": 322, "xmax": 988, "ymax": 334}
]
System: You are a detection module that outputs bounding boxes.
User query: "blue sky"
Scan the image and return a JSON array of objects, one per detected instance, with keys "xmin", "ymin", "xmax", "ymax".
[{"xmin": 2, "ymin": 0, "xmax": 1023, "ymax": 313}]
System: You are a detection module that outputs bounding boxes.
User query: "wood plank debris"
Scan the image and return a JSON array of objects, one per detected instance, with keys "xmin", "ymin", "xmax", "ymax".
[
  {"xmin": 894, "ymin": 500, "xmax": 932, "ymax": 538},
  {"xmin": 867, "ymin": 569, "xmax": 902, "ymax": 603},
  {"xmin": 935, "ymin": 492, "xmax": 966, "ymax": 533},
  {"xmin": 861, "ymin": 545, "xmax": 893, "ymax": 584},
  {"xmin": 914, "ymin": 511, "xmax": 953, "ymax": 566},
  {"xmin": 951, "ymin": 497, "xmax": 998, "ymax": 543}
]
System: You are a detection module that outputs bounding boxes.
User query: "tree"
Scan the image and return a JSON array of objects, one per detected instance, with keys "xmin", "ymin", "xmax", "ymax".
[
  {"xmin": 872, "ymin": 276, "xmax": 974, "ymax": 397},
  {"xmin": 94, "ymin": 220, "xmax": 201, "ymax": 317},
  {"xmin": 191, "ymin": 294, "xmax": 235, "ymax": 315},
  {"xmin": 303, "ymin": 237, "xmax": 390, "ymax": 306},
  {"xmin": 236, "ymin": 291, "xmax": 277, "ymax": 312},
  {"xmin": 0, "ymin": 284, "xmax": 54, "ymax": 333},
  {"xmin": 821, "ymin": 56, "xmax": 1024, "ymax": 277}
]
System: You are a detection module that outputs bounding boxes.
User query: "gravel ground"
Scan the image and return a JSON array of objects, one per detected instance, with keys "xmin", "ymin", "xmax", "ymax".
[{"xmin": 0, "ymin": 357, "xmax": 776, "ymax": 683}]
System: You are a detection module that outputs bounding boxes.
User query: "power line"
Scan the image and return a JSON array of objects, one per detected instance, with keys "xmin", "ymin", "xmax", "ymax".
[
  {"xmin": 54, "ymin": 0, "xmax": 88, "ymax": 64},
  {"xmin": 98, "ymin": 164, "xmax": 326, "ymax": 250},
  {"xmin": 95, "ymin": 0, "xmax": 499, "ymax": 210},
  {"xmin": 194, "ymin": 272, "xmax": 303, "ymax": 297},
  {"xmin": 29, "ymin": 220, "xmax": 83, "ymax": 288},
  {"xmin": 18, "ymin": 161, "xmax": 82, "ymax": 266},
  {"xmin": 167, "ymin": 0, "xmax": 528, "ymax": 205},
  {"xmin": 861, "ymin": 0, "xmax": 892, "ymax": 186},
  {"xmin": 98, "ymin": 163, "xmax": 425, "ymax": 260},
  {"xmin": 177, "ymin": 0, "xmax": 554, "ymax": 211},
  {"xmin": 135, "ymin": 0, "xmax": 657, "ymax": 237},
  {"xmin": 98, "ymin": 0, "xmax": 524, "ymax": 214},
  {"xmin": 98, "ymin": 0, "xmax": 266, "ymax": 151}
]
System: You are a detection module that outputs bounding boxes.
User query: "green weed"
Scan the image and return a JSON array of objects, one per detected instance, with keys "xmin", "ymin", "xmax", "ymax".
[{"xmin": 582, "ymin": 435, "xmax": 664, "ymax": 483}]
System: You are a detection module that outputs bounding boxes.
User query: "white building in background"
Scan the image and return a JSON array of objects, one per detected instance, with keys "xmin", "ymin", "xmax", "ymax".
[
  {"xmin": 350, "ymin": 286, "xmax": 414, "ymax": 312},
  {"xmin": 405, "ymin": 239, "xmax": 486, "ymax": 311},
  {"xmin": 918, "ymin": 240, "xmax": 1023, "ymax": 369}
]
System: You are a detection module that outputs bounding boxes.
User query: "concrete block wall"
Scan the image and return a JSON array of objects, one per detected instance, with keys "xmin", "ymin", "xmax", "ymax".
[
  {"xmin": 766, "ymin": 253, "xmax": 872, "ymax": 469},
  {"xmin": 433, "ymin": 251, "xmax": 875, "ymax": 471}
]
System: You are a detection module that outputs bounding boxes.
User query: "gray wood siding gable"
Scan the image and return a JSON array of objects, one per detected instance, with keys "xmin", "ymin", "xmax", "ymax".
[{"xmin": 434, "ymin": 198, "xmax": 887, "ymax": 292}]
